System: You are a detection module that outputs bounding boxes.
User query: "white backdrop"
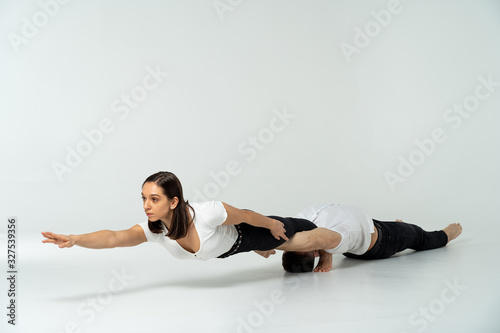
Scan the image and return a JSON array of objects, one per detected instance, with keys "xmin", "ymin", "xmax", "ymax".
[{"xmin": 1, "ymin": 0, "xmax": 499, "ymax": 236}]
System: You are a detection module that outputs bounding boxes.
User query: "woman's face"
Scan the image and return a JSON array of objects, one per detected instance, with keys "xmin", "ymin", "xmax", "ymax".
[{"xmin": 141, "ymin": 182, "xmax": 175, "ymax": 221}]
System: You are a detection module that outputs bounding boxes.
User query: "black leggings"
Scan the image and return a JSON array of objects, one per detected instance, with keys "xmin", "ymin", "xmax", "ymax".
[
  {"xmin": 343, "ymin": 219, "xmax": 448, "ymax": 260},
  {"xmin": 218, "ymin": 216, "xmax": 317, "ymax": 258}
]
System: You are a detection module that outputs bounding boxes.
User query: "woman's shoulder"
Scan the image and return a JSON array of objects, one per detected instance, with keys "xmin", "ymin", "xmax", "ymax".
[
  {"xmin": 136, "ymin": 221, "xmax": 164, "ymax": 242},
  {"xmin": 190, "ymin": 201, "xmax": 224, "ymax": 212},
  {"xmin": 190, "ymin": 201, "xmax": 227, "ymax": 226}
]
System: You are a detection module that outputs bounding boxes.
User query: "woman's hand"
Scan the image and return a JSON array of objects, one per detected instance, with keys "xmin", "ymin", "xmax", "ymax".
[
  {"xmin": 270, "ymin": 219, "xmax": 289, "ymax": 241},
  {"xmin": 221, "ymin": 203, "xmax": 289, "ymax": 241},
  {"xmin": 41, "ymin": 231, "xmax": 76, "ymax": 248},
  {"xmin": 254, "ymin": 250, "xmax": 276, "ymax": 258}
]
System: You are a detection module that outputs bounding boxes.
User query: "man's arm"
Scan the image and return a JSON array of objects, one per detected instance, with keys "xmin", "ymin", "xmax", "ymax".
[{"xmin": 276, "ymin": 227, "xmax": 341, "ymax": 252}]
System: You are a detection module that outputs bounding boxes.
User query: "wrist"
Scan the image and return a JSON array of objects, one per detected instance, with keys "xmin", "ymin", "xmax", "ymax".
[{"xmin": 69, "ymin": 234, "xmax": 79, "ymax": 245}]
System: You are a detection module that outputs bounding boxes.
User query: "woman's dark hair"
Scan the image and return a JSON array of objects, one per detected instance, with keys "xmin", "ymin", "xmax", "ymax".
[
  {"xmin": 143, "ymin": 171, "xmax": 194, "ymax": 240},
  {"xmin": 282, "ymin": 251, "xmax": 315, "ymax": 273}
]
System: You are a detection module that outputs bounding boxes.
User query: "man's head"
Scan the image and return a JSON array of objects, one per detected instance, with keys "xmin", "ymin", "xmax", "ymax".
[{"xmin": 282, "ymin": 251, "xmax": 318, "ymax": 273}]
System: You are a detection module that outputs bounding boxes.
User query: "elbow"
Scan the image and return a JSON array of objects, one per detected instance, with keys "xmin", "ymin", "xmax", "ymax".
[
  {"xmin": 309, "ymin": 229, "xmax": 339, "ymax": 251},
  {"xmin": 238, "ymin": 210, "xmax": 253, "ymax": 225},
  {"xmin": 321, "ymin": 232, "xmax": 340, "ymax": 250}
]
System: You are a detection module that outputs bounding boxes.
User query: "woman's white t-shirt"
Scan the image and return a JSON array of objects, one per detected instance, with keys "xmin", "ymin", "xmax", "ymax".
[
  {"xmin": 294, "ymin": 203, "xmax": 375, "ymax": 255},
  {"xmin": 138, "ymin": 201, "xmax": 238, "ymax": 260}
]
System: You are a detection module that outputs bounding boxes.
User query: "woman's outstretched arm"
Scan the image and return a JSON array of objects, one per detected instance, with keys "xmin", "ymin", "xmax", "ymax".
[{"xmin": 41, "ymin": 225, "xmax": 147, "ymax": 249}]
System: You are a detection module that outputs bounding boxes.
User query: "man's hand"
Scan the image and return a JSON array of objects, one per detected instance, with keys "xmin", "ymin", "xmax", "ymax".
[{"xmin": 254, "ymin": 250, "xmax": 276, "ymax": 258}]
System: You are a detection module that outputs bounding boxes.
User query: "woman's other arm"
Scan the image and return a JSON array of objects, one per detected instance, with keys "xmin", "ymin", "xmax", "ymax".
[{"xmin": 221, "ymin": 202, "xmax": 288, "ymax": 241}]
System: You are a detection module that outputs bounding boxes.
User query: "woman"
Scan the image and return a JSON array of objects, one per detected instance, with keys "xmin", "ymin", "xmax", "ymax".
[{"xmin": 42, "ymin": 171, "xmax": 318, "ymax": 260}]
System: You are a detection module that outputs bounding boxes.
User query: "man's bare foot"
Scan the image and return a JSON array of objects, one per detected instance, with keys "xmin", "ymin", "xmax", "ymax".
[
  {"xmin": 442, "ymin": 223, "xmax": 463, "ymax": 243},
  {"xmin": 314, "ymin": 250, "xmax": 333, "ymax": 272}
]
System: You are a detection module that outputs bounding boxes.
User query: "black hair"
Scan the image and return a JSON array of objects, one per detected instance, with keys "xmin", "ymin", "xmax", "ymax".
[{"xmin": 282, "ymin": 251, "xmax": 315, "ymax": 273}]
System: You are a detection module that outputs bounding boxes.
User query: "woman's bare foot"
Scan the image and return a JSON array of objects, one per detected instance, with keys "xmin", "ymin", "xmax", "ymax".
[
  {"xmin": 314, "ymin": 250, "xmax": 333, "ymax": 272},
  {"xmin": 442, "ymin": 223, "xmax": 463, "ymax": 243}
]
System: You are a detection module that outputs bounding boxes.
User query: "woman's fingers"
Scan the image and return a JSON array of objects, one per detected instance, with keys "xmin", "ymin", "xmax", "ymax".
[
  {"xmin": 277, "ymin": 222, "xmax": 288, "ymax": 241},
  {"xmin": 42, "ymin": 231, "xmax": 57, "ymax": 238},
  {"xmin": 59, "ymin": 241, "xmax": 71, "ymax": 248},
  {"xmin": 42, "ymin": 231, "xmax": 61, "ymax": 242},
  {"xmin": 264, "ymin": 250, "xmax": 276, "ymax": 258},
  {"xmin": 255, "ymin": 250, "xmax": 276, "ymax": 258},
  {"xmin": 274, "ymin": 230, "xmax": 288, "ymax": 240},
  {"xmin": 42, "ymin": 231, "xmax": 68, "ymax": 245},
  {"xmin": 41, "ymin": 232, "xmax": 55, "ymax": 243},
  {"xmin": 270, "ymin": 220, "xmax": 288, "ymax": 241}
]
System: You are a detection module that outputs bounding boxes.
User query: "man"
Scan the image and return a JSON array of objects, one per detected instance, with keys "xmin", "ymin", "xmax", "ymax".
[{"xmin": 264, "ymin": 203, "xmax": 462, "ymax": 273}]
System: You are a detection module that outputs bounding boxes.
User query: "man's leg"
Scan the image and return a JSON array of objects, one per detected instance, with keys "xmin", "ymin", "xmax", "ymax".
[{"xmin": 344, "ymin": 219, "xmax": 460, "ymax": 260}]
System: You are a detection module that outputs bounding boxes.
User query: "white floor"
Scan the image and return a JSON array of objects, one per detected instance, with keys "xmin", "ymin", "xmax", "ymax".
[{"xmin": 2, "ymin": 226, "xmax": 499, "ymax": 333}]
